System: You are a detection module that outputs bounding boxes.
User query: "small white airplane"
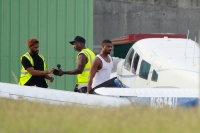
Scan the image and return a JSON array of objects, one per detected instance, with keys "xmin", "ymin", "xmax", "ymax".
[
  {"xmin": 0, "ymin": 37, "xmax": 199, "ymax": 108},
  {"xmin": 116, "ymin": 37, "xmax": 199, "ymax": 89},
  {"xmin": 95, "ymin": 37, "xmax": 200, "ymax": 107}
]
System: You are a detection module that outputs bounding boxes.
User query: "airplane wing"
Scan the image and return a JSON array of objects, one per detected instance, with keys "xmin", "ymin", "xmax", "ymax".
[
  {"xmin": 95, "ymin": 87, "xmax": 199, "ymax": 107},
  {"xmin": 94, "ymin": 87, "xmax": 199, "ymax": 97},
  {"xmin": 1, "ymin": 82, "xmax": 198, "ymax": 108},
  {"xmin": 0, "ymin": 82, "xmax": 130, "ymax": 107}
]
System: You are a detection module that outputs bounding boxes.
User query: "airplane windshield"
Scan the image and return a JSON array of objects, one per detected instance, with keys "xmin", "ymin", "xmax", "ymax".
[
  {"xmin": 132, "ymin": 53, "xmax": 140, "ymax": 74},
  {"xmin": 124, "ymin": 49, "xmax": 135, "ymax": 71}
]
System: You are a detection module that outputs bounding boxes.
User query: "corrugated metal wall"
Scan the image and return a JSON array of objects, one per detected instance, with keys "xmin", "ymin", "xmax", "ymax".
[{"xmin": 0, "ymin": 0, "xmax": 93, "ymax": 91}]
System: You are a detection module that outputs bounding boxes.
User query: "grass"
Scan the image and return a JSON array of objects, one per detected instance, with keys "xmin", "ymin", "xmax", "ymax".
[{"xmin": 0, "ymin": 98, "xmax": 200, "ymax": 133}]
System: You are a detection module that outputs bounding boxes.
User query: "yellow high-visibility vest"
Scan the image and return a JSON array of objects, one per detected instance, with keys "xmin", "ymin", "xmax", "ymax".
[
  {"xmin": 77, "ymin": 48, "xmax": 95, "ymax": 85},
  {"xmin": 18, "ymin": 52, "xmax": 46, "ymax": 85}
]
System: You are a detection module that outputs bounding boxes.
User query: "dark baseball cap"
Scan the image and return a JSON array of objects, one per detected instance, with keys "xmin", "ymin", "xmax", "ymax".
[{"xmin": 69, "ymin": 36, "xmax": 86, "ymax": 45}]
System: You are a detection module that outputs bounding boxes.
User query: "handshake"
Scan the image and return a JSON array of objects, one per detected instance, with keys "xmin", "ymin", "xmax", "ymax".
[{"xmin": 53, "ymin": 64, "xmax": 63, "ymax": 76}]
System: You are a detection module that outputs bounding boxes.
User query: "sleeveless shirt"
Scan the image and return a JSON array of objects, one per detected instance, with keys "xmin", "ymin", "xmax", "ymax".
[{"xmin": 92, "ymin": 54, "xmax": 113, "ymax": 88}]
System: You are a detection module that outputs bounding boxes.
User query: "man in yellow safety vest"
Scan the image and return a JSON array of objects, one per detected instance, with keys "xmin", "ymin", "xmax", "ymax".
[
  {"xmin": 18, "ymin": 38, "xmax": 54, "ymax": 88},
  {"xmin": 58, "ymin": 36, "xmax": 95, "ymax": 93}
]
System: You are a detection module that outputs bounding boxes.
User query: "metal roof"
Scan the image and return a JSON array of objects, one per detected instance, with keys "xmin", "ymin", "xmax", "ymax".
[
  {"xmin": 112, "ymin": 33, "xmax": 187, "ymax": 45},
  {"xmin": 0, "ymin": 0, "xmax": 94, "ymax": 91}
]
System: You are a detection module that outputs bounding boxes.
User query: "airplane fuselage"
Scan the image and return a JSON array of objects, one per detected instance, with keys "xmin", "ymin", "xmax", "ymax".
[{"xmin": 117, "ymin": 38, "xmax": 199, "ymax": 89}]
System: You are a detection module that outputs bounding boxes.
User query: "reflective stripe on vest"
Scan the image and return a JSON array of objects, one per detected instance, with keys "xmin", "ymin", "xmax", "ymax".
[
  {"xmin": 77, "ymin": 48, "xmax": 95, "ymax": 85},
  {"xmin": 18, "ymin": 52, "xmax": 46, "ymax": 85},
  {"xmin": 20, "ymin": 72, "xmax": 29, "ymax": 74}
]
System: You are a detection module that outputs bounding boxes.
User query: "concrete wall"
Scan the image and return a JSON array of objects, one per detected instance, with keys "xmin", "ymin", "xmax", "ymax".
[{"xmin": 94, "ymin": 0, "xmax": 200, "ymax": 53}]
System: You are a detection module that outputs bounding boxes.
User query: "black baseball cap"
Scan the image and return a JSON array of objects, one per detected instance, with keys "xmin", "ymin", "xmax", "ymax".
[{"xmin": 69, "ymin": 36, "xmax": 86, "ymax": 45}]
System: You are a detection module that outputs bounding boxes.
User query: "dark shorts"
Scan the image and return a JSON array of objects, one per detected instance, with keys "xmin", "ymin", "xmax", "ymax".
[{"xmin": 74, "ymin": 84, "xmax": 87, "ymax": 93}]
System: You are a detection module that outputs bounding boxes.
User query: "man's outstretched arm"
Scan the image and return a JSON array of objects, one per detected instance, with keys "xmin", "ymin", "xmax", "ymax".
[{"xmin": 59, "ymin": 53, "xmax": 87, "ymax": 76}]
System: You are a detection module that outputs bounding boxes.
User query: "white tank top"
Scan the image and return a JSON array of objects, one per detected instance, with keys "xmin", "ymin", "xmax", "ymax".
[{"xmin": 92, "ymin": 54, "xmax": 113, "ymax": 88}]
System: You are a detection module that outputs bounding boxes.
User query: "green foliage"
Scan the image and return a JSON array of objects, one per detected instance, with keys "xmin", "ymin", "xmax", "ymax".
[{"xmin": 0, "ymin": 98, "xmax": 200, "ymax": 133}]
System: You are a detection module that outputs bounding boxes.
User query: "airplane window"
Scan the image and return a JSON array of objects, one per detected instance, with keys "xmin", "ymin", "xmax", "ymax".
[
  {"xmin": 151, "ymin": 70, "xmax": 158, "ymax": 82},
  {"xmin": 132, "ymin": 53, "xmax": 140, "ymax": 74},
  {"xmin": 139, "ymin": 60, "xmax": 150, "ymax": 80},
  {"xmin": 128, "ymin": 50, "xmax": 134, "ymax": 65},
  {"xmin": 124, "ymin": 49, "xmax": 134, "ymax": 71}
]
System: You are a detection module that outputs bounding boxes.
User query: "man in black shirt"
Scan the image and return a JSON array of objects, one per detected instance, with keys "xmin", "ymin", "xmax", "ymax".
[{"xmin": 18, "ymin": 38, "xmax": 54, "ymax": 88}]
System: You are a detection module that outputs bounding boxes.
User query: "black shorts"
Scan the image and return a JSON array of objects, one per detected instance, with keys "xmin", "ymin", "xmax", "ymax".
[{"xmin": 74, "ymin": 84, "xmax": 87, "ymax": 93}]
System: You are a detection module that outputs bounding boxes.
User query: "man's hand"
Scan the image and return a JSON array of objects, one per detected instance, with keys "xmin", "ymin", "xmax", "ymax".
[
  {"xmin": 47, "ymin": 68, "xmax": 55, "ymax": 74},
  {"xmin": 58, "ymin": 69, "xmax": 64, "ymax": 76},
  {"xmin": 48, "ymin": 77, "xmax": 54, "ymax": 82}
]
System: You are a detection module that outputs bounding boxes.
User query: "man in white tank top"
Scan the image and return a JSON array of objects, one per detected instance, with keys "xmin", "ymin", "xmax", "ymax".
[{"xmin": 87, "ymin": 40, "xmax": 113, "ymax": 93}]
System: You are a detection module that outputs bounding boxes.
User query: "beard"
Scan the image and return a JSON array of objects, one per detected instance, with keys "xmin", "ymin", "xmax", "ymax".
[
  {"xmin": 31, "ymin": 50, "xmax": 39, "ymax": 55},
  {"xmin": 104, "ymin": 50, "xmax": 111, "ymax": 55}
]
